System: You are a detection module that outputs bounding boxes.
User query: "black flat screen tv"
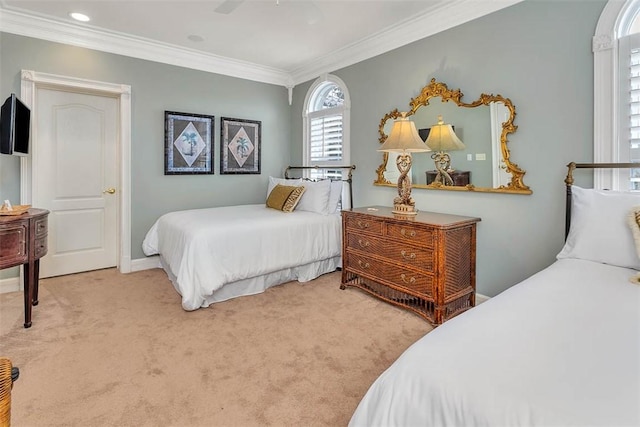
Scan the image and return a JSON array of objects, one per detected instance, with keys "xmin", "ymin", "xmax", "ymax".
[{"xmin": 0, "ymin": 93, "xmax": 31, "ymax": 156}]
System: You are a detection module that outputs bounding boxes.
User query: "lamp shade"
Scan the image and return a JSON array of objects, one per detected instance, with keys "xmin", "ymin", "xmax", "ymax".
[
  {"xmin": 378, "ymin": 115, "xmax": 430, "ymax": 153},
  {"xmin": 425, "ymin": 115, "xmax": 465, "ymax": 152}
]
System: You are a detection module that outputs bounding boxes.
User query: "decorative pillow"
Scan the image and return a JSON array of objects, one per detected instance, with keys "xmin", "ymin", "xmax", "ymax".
[
  {"xmin": 295, "ymin": 179, "xmax": 331, "ymax": 215},
  {"xmin": 557, "ymin": 186, "xmax": 640, "ymax": 270},
  {"xmin": 627, "ymin": 206, "xmax": 640, "ymax": 260},
  {"xmin": 266, "ymin": 176, "xmax": 302, "ymax": 199},
  {"xmin": 328, "ymin": 180, "xmax": 343, "ymax": 214},
  {"xmin": 266, "ymin": 184, "xmax": 306, "ymax": 212}
]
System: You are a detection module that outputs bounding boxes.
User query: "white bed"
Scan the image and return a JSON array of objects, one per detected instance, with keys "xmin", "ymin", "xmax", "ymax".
[
  {"xmin": 142, "ymin": 166, "xmax": 355, "ymax": 310},
  {"xmin": 349, "ymin": 163, "xmax": 640, "ymax": 426}
]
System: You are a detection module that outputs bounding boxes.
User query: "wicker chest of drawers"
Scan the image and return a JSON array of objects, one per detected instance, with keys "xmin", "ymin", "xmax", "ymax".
[{"xmin": 341, "ymin": 206, "xmax": 480, "ymax": 325}]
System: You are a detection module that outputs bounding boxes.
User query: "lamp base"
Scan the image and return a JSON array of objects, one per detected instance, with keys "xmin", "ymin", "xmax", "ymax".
[{"xmin": 392, "ymin": 203, "xmax": 418, "ymax": 215}]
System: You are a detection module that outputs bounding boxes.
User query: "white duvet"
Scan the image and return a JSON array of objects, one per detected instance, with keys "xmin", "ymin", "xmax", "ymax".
[
  {"xmin": 142, "ymin": 204, "xmax": 341, "ymax": 310},
  {"xmin": 349, "ymin": 259, "xmax": 640, "ymax": 426}
]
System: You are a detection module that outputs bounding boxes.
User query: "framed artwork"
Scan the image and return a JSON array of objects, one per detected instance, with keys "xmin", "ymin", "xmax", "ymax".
[
  {"xmin": 165, "ymin": 111, "xmax": 214, "ymax": 175},
  {"xmin": 220, "ymin": 117, "xmax": 261, "ymax": 174}
]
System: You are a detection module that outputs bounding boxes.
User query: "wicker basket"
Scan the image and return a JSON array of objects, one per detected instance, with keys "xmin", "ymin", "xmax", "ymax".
[{"xmin": 0, "ymin": 357, "xmax": 17, "ymax": 427}]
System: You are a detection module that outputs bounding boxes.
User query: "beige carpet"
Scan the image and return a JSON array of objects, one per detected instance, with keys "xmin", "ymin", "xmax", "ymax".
[{"xmin": 0, "ymin": 268, "xmax": 433, "ymax": 426}]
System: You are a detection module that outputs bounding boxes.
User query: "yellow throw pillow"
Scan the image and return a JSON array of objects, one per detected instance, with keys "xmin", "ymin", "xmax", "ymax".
[
  {"xmin": 627, "ymin": 206, "xmax": 640, "ymax": 285},
  {"xmin": 266, "ymin": 184, "xmax": 306, "ymax": 212}
]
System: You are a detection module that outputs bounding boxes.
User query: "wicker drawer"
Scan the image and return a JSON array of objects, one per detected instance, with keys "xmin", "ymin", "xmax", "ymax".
[
  {"xmin": 384, "ymin": 243, "xmax": 433, "ymax": 271},
  {"xmin": 346, "ymin": 233, "xmax": 434, "ymax": 272},
  {"xmin": 346, "ymin": 232, "xmax": 385, "ymax": 253},
  {"xmin": 345, "ymin": 215, "xmax": 384, "ymax": 235},
  {"xmin": 387, "ymin": 223, "xmax": 434, "ymax": 248},
  {"xmin": 346, "ymin": 252, "xmax": 434, "ymax": 297}
]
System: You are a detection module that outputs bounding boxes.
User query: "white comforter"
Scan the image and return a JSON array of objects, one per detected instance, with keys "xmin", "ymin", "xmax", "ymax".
[
  {"xmin": 142, "ymin": 204, "xmax": 341, "ymax": 310},
  {"xmin": 349, "ymin": 259, "xmax": 640, "ymax": 426}
]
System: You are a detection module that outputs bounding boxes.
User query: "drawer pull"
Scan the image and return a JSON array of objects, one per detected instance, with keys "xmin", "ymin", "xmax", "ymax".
[
  {"xmin": 400, "ymin": 274, "xmax": 416, "ymax": 284},
  {"xmin": 357, "ymin": 260, "xmax": 370, "ymax": 269},
  {"xmin": 356, "ymin": 220, "xmax": 370, "ymax": 229},
  {"xmin": 357, "ymin": 239, "xmax": 370, "ymax": 248},
  {"xmin": 400, "ymin": 228, "xmax": 416, "ymax": 238},
  {"xmin": 401, "ymin": 250, "xmax": 416, "ymax": 260}
]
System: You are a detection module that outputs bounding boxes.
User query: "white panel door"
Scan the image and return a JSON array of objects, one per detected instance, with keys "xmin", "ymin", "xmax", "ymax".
[{"xmin": 36, "ymin": 88, "xmax": 119, "ymax": 277}]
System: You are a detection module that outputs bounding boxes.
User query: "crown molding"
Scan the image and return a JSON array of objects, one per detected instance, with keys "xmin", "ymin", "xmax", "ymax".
[
  {"xmin": 289, "ymin": 0, "xmax": 524, "ymax": 85},
  {"xmin": 0, "ymin": 7, "xmax": 291, "ymax": 87},
  {"xmin": 0, "ymin": 0, "xmax": 523, "ymax": 89}
]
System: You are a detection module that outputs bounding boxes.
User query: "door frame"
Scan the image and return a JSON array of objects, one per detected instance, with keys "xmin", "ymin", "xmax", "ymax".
[{"xmin": 19, "ymin": 70, "xmax": 133, "ymax": 273}]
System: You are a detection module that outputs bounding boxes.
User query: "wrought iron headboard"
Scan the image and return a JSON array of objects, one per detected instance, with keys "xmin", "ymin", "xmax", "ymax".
[
  {"xmin": 284, "ymin": 165, "xmax": 356, "ymax": 210},
  {"xmin": 564, "ymin": 162, "xmax": 636, "ymax": 238}
]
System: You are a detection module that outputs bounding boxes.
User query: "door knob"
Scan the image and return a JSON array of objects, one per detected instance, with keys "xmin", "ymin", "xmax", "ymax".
[{"xmin": 103, "ymin": 188, "xmax": 116, "ymax": 194}]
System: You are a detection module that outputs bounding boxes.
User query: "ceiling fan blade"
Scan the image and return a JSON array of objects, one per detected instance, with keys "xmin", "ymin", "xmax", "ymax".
[{"xmin": 214, "ymin": 0, "xmax": 244, "ymax": 14}]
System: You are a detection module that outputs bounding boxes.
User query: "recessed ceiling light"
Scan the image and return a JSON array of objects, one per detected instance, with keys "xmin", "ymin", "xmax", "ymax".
[{"xmin": 69, "ymin": 12, "xmax": 90, "ymax": 22}]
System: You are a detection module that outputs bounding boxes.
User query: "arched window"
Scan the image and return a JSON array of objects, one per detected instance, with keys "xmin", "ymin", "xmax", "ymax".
[
  {"xmin": 303, "ymin": 74, "xmax": 350, "ymax": 179},
  {"xmin": 594, "ymin": 0, "xmax": 640, "ymax": 190}
]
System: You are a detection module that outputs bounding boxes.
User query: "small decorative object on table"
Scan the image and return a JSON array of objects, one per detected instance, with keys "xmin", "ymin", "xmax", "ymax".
[{"xmin": 0, "ymin": 201, "xmax": 31, "ymax": 216}]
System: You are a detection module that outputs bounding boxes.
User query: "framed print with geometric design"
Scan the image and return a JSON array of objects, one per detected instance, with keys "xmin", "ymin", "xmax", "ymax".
[
  {"xmin": 164, "ymin": 111, "xmax": 214, "ymax": 175},
  {"xmin": 220, "ymin": 117, "xmax": 261, "ymax": 174}
]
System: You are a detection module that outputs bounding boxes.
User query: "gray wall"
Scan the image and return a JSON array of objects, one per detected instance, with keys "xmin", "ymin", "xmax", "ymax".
[
  {"xmin": 0, "ymin": 0, "xmax": 605, "ymax": 297},
  {"xmin": 291, "ymin": 0, "xmax": 605, "ymax": 297},
  {"xmin": 0, "ymin": 33, "xmax": 291, "ymax": 269}
]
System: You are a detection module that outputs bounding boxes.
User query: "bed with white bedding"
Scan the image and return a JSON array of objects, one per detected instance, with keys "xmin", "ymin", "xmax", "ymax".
[
  {"xmin": 349, "ymin": 162, "xmax": 640, "ymax": 426},
  {"xmin": 142, "ymin": 165, "xmax": 355, "ymax": 310}
]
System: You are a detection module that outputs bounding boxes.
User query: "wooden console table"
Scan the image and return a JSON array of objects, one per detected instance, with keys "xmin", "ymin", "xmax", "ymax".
[{"xmin": 0, "ymin": 209, "xmax": 49, "ymax": 328}]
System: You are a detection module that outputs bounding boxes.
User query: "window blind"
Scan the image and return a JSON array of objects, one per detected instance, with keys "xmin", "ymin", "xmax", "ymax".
[
  {"xmin": 309, "ymin": 114, "xmax": 343, "ymax": 163},
  {"xmin": 628, "ymin": 46, "xmax": 640, "ymax": 189}
]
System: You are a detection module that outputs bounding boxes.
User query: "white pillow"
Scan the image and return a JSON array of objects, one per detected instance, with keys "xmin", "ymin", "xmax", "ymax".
[
  {"xmin": 295, "ymin": 179, "xmax": 331, "ymax": 215},
  {"xmin": 557, "ymin": 185, "xmax": 640, "ymax": 270},
  {"xmin": 267, "ymin": 176, "xmax": 302, "ymax": 199},
  {"xmin": 328, "ymin": 181, "xmax": 343, "ymax": 214}
]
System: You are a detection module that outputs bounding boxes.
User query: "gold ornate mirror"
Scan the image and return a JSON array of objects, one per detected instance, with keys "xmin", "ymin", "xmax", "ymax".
[{"xmin": 375, "ymin": 79, "xmax": 531, "ymax": 194}]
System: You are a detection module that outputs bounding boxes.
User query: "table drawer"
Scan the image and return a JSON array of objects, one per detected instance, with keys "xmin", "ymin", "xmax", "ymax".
[
  {"xmin": 345, "ymin": 215, "xmax": 384, "ymax": 235},
  {"xmin": 0, "ymin": 224, "xmax": 28, "ymax": 267},
  {"xmin": 387, "ymin": 223, "xmax": 434, "ymax": 248},
  {"xmin": 34, "ymin": 235, "xmax": 48, "ymax": 259},
  {"xmin": 346, "ymin": 252, "xmax": 434, "ymax": 296},
  {"xmin": 35, "ymin": 216, "xmax": 48, "ymax": 238}
]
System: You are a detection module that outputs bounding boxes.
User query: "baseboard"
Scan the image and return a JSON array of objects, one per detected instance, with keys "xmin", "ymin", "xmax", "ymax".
[
  {"xmin": 1, "ymin": 258, "xmax": 159, "ymax": 293},
  {"xmin": 476, "ymin": 293, "xmax": 490, "ymax": 304},
  {"xmin": 130, "ymin": 256, "xmax": 161, "ymax": 272},
  {"xmin": 0, "ymin": 276, "xmax": 20, "ymax": 294}
]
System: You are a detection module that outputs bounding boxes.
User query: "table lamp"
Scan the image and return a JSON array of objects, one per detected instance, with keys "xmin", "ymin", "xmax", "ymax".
[
  {"xmin": 378, "ymin": 113, "xmax": 430, "ymax": 215},
  {"xmin": 425, "ymin": 115, "xmax": 465, "ymax": 186}
]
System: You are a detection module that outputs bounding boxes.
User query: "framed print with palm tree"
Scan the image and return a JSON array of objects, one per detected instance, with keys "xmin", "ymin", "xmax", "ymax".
[
  {"xmin": 220, "ymin": 117, "xmax": 261, "ymax": 174},
  {"xmin": 164, "ymin": 111, "xmax": 215, "ymax": 175}
]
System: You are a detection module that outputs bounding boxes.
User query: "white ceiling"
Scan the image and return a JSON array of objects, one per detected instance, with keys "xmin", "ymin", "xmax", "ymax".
[{"xmin": 0, "ymin": 0, "xmax": 523, "ymax": 87}]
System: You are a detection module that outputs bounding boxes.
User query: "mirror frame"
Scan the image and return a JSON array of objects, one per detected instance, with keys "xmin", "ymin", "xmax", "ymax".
[{"xmin": 375, "ymin": 79, "xmax": 532, "ymax": 194}]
